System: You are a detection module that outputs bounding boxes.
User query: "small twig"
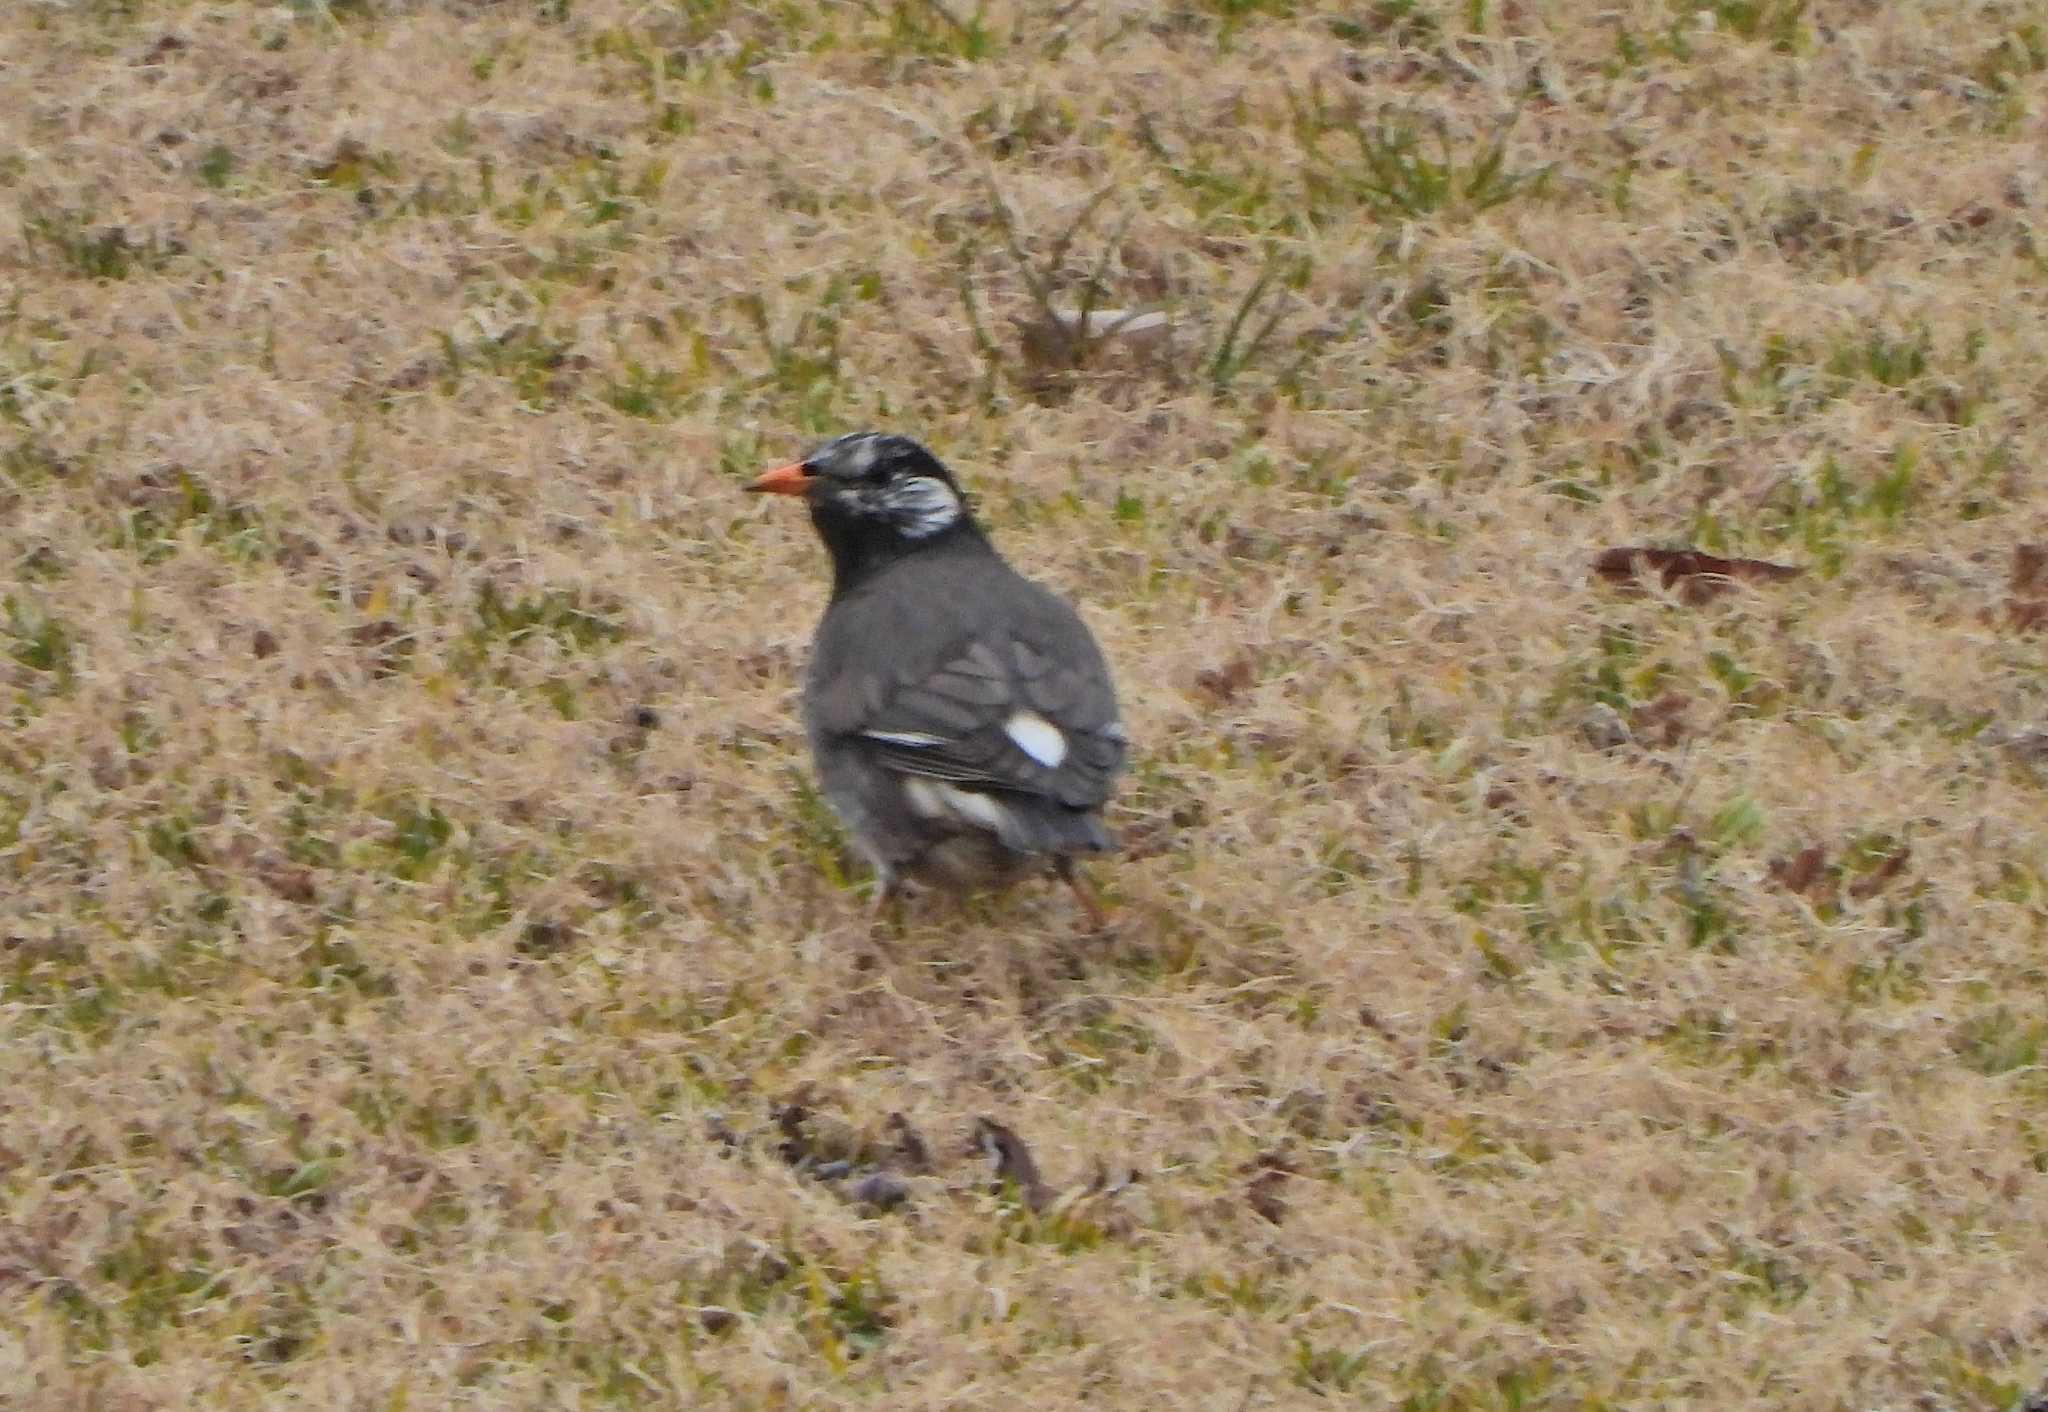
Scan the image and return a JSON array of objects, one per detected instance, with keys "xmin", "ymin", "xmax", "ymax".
[
  {"xmin": 981, "ymin": 175, "xmax": 1049, "ymax": 307},
  {"xmin": 1043, "ymin": 183, "xmax": 1119, "ymax": 304},
  {"xmin": 955, "ymin": 261, "xmax": 1004, "ymax": 400}
]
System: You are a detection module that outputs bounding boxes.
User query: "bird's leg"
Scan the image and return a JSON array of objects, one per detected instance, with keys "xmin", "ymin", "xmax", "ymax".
[
  {"xmin": 1055, "ymin": 856, "xmax": 1111, "ymax": 931},
  {"xmin": 868, "ymin": 873, "xmax": 907, "ymax": 936}
]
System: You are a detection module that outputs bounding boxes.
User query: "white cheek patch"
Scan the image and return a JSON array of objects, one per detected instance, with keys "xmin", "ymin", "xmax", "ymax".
[
  {"xmin": 883, "ymin": 476, "xmax": 961, "ymax": 539},
  {"xmin": 1004, "ymin": 710, "xmax": 1067, "ymax": 769}
]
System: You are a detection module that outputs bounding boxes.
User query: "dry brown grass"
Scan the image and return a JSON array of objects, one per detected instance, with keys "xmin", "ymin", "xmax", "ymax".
[{"xmin": 4, "ymin": 1, "xmax": 2047, "ymax": 1406}]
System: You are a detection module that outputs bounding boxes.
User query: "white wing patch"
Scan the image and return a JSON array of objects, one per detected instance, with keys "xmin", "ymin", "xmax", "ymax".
[
  {"xmin": 904, "ymin": 778, "xmax": 1011, "ymax": 834},
  {"xmin": 1004, "ymin": 710, "xmax": 1067, "ymax": 769}
]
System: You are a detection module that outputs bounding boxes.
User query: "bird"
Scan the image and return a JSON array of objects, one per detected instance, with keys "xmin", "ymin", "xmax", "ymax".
[{"xmin": 744, "ymin": 431, "xmax": 1127, "ymax": 927}]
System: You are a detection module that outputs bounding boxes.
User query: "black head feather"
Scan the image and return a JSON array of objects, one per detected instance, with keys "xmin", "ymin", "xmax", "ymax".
[{"xmin": 797, "ymin": 432, "xmax": 984, "ymax": 592}]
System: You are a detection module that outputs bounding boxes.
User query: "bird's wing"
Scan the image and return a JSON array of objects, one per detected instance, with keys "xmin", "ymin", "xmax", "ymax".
[
  {"xmin": 806, "ymin": 577, "xmax": 1126, "ymax": 816},
  {"xmin": 845, "ymin": 633, "xmax": 1125, "ymax": 811}
]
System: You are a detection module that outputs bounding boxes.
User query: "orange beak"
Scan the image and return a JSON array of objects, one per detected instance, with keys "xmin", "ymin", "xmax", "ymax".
[{"xmin": 744, "ymin": 462, "xmax": 816, "ymax": 496}]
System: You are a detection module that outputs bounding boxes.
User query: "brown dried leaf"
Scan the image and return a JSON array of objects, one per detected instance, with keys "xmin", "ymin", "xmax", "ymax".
[
  {"xmin": 1995, "ymin": 545, "xmax": 2048, "ymax": 631},
  {"xmin": 1192, "ymin": 651, "xmax": 1258, "ymax": 706},
  {"xmin": 885, "ymin": 1112, "xmax": 932, "ymax": 1175},
  {"xmin": 1592, "ymin": 547, "xmax": 1803, "ymax": 604},
  {"xmin": 135, "ymin": 34, "xmax": 187, "ymax": 65},
  {"xmin": 516, "ymin": 920, "xmax": 571, "ymax": 957},
  {"xmin": 1947, "ymin": 202, "xmax": 1995, "ymax": 233},
  {"xmin": 1629, "ymin": 691, "xmax": 1694, "ymax": 748},
  {"xmin": 386, "ymin": 360, "xmax": 433, "ymax": 393},
  {"xmin": 1848, "ymin": 846, "xmax": 1910, "ymax": 901},
  {"xmin": 255, "ymin": 852, "xmax": 318, "ymax": 905},
  {"xmin": 350, "ymin": 619, "xmax": 401, "ymax": 647},
  {"xmin": 973, "ymin": 1117, "xmax": 1049, "ymax": 1211},
  {"xmin": 1767, "ymin": 844, "xmax": 1832, "ymax": 903},
  {"xmin": 2009, "ymin": 544, "xmax": 2046, "ymax": 598},
  {"xmin": 350, "ymin": 619, "xmax": 408, "ymax": 678},
  {"xmin": 1244, "ymin": 1151, "xmax": 1294, "ymax": 1225},
  {"xmin": 2007, "ymin": 599, "xmax": 2048, "ymax": 633},
  {"xmin": 772, "ymin": 1086, "xmax": 815, "ymax": 1166}
]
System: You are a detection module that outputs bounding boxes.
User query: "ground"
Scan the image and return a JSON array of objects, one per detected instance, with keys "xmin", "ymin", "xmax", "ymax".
[{"xmin": 2, "ymin": 1, "xmax": 2047, "ymax": 1407}]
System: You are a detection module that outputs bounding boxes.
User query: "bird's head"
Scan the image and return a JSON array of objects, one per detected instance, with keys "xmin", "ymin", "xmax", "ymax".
[{"xmin": 746, "ymin": 432, "xmax": 980, "ymax": 587}]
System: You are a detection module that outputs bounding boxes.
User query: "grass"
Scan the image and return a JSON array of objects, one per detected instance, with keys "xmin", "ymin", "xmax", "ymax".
[{"xmin": 2, "ymin": 0, "xmax": 2047, "ymax": 1407}]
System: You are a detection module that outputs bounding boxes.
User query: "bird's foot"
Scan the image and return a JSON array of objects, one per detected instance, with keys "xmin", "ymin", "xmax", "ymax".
[
  {"xmin": 1055, "ymin": 857, "xmax": 1112, "ymax": 933},
  {"xmin": 867, "ymin": 878, "xmax": 908, "ymax": 938}
]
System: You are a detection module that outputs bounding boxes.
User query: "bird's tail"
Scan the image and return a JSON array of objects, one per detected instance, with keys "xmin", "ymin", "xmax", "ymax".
[{"xmin": 995, "ymin": 800, "xmax": 1114, "ymax": 858}]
